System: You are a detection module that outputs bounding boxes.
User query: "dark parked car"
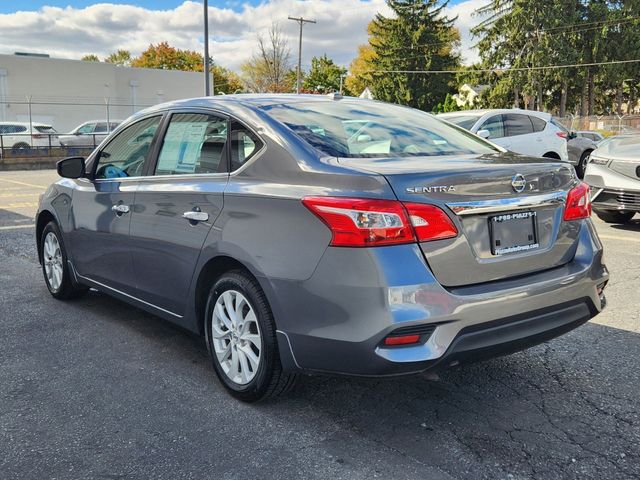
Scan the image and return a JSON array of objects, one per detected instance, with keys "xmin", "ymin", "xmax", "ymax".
[{"xmin": 37, "ymin": 95, "xmax": 608, "ymax": 402}]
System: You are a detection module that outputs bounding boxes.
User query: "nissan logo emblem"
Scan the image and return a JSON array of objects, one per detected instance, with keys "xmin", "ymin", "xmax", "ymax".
[{"xmin": 511, "ymin": 174, "xmax": 527, "ymax": 193}]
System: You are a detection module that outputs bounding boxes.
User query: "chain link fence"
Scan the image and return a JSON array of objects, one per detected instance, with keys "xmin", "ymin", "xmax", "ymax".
[{"xmin": 555, "ymin": 115, "xmax": 640, "ymax": 135}]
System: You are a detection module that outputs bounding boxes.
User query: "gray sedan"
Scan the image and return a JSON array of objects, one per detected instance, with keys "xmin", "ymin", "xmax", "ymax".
[
  {"xmin": 36, "ymin": 95, "xmax": 608, "ymax": 402},
  {"xmin": 59, "ymin": 120, "xmax": 121, "ymax": 148},
  {"xmin": 585, "ymin": 135, "xmax": 640, "ymax": 224}
]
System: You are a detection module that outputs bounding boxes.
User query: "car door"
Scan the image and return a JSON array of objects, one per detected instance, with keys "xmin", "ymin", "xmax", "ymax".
[
  {"xmin": 501, "ymin": 113, "xmax": 537, "ymax": 156},
  {"xmin": 128, "ymin": 111, "xmax": 233, "ymax": 317},
  {"xmin": 477, "ymin": 114, "xmax": 508, "ymax": 148},
  {"xmin": 66, "ymin": 114, "xmax": 164, "ymax": 295}
]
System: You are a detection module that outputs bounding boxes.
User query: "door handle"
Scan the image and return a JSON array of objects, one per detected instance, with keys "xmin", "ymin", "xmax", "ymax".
[
  {"xmin": 111, "ymin": 204, "xmax": 130, "ymax": 214},
  {"xmin": 182, "ymin": 211, "xmax": 209, "ymax": 223}
]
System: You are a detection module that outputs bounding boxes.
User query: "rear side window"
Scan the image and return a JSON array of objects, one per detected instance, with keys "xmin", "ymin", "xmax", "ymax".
[
  {"xmin": 155, "ymin": 113, "xmax": 228, "ymax": 175},
  {"xmin": 95, "ymin": 116, "xmax": 162, "ymax": 179},
  {"xmin": 480, "ymin": 115, "xmax": 505, "ymax": 138},
  {"xmin": 504, "ymin": 114, "xmax": 534, "ymax": 137},
  {"xmin": 94, "ymin": 123, "xmax": 108, "ymax": 133},
  {"xmin": 229, "ymin": 121, "xmax": 264, "ymax": 171},
  {"xmin": 35, "ymin": 126, "xmax": 57, "ymax": 133},
  {"xmin": 530, "ymin": 116, "xmax": 547, "ymax": 132}
]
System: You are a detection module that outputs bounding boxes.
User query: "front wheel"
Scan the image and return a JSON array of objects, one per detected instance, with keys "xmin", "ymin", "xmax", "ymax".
[
  {"xmin": 205, "ymin": 270, "xmax": 297, "ymax": 402},
  {"xmin": 575, "ymin": 150, "xmax": 592, "ymax": 178},
  {"xmin": 595, "ymin": 211, "xmax": 635, "ymax": 224},
  {"xmin": 40, "ymin": 221, "xmax": 88, "ymax": 299}
]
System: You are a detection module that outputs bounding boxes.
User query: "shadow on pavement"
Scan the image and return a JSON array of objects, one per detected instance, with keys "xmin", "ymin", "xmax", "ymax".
[{"xmin": 62, "ymin": 288, "xmax": 639, "ymax": 480}]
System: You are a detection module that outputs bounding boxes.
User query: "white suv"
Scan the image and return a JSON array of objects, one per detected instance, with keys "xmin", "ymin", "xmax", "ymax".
[
  {"xmin": 0, "ymin": 121, "xmax": 59, "ymax": 153},
  {"xmin": 438, "ymin": 109, "xmax": 569, "ymax": 162}
]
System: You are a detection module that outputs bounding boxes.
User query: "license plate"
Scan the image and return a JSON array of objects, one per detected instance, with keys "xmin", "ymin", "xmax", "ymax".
[{"xmin": 489, "ymin": 211, "xmax": 539, "ymax": 255}]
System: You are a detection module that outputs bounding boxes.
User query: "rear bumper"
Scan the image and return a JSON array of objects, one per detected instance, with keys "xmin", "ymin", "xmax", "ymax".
[{"xmin": 266, "ymin": 219, "xmax": 608, "ymax": 376}]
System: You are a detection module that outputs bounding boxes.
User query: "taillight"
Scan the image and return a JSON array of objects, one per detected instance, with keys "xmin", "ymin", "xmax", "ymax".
[
  {"xmin": 556, "ymin": 131, "xmax": 568, "ymax": 139},
  {"xmin": 302, "ymin": 197, "xmax": 458, "ymax": 247},
  {"xmin": 301, "ymin": 197, "xmax": 414, "ymax": 246},
  {"xmin": 563, "ymin": 182, "xmax": 591, "ymax": 221},
  {"xmin": 404, "ymin": 202, "xmax": 458, "ymax": 242}
]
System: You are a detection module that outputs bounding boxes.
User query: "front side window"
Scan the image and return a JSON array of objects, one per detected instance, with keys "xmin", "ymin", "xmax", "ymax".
[
  {"xmin": 94, "ymin": 122, "xmax": 108, "ymax": 133},
  {"xmin": 262, "ymin": 102, "xmax": 497, "ymax": 158},
  {"xmin": 441, "ymin": 115, "xmax": 482, "ymax": 131},
  {"xmin": 94, "ymin": 116, "xmax": 161, "ymax": 179},
  {"xmin": 504, "ymin": 114, "xmax": 534, "ymax": 137},
  {"xmin": 480, "ymin": 115, "xmax": 505, "ymax": 139},
  {"xmin": 77, "ymin": 123, "xmax": 95, "ymax": 134},
  {"xmin": 155, "ymin": 113, "xmax": 228, "ymax": 176}
]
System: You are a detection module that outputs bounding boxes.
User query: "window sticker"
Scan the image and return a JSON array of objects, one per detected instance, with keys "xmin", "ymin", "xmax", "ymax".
[{"xmin": 158, "ymin": 121, "xmax": 208, "ymax": 174}]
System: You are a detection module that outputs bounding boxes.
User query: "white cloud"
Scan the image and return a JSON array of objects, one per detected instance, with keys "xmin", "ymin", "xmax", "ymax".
[{"xmin": 0, "ymin": 0, "xmax": 481, "ymax": 71}]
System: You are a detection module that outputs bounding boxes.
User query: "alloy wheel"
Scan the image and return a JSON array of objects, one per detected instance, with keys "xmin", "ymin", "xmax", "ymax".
[
  {"xmin": 43, "ymin": 232, "xmax": 63, "ymax": 291},
  {"xmin": 211, "ymin": 290, "xmax": 262, "ymax": 385}
]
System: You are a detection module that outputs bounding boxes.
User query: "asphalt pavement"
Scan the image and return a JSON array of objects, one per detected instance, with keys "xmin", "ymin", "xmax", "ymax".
[{"xmin": 1, "ymin": 170, "xmax": 639, "ymax": 480}]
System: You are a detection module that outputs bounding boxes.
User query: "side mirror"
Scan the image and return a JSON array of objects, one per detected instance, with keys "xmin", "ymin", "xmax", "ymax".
[
  {"xmin": 477, "ymin": 129, "xmax": 491, "ymax": 139},
  {"xmin": 568, "ymin": 131, "xmax": 577, "ymax": 140},
  {"xmin": 57, "ymin": 157, "xmax": 85, "ymax": 179}
]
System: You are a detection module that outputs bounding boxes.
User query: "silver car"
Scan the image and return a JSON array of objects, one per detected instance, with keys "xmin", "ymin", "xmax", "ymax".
[
  {"xmin": 585, "ymin": 135, "xmax": 640, "ymax": 224},
  {"xmin": 59, "ymin": 120, "xmax": 121, "ymax": 148},
  {"xmin": 36, "ymin": 95, "xmax": 608, "ymax": 402}
]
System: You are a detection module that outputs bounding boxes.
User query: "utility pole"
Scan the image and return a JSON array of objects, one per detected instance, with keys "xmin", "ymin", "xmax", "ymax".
[
  {"xmin": 287, "ymin": 16, "xmax": 316, "ymax": 94},
  {"xmin": 203, "ymin": 0, "xmax": 210, "ymax": 96}
]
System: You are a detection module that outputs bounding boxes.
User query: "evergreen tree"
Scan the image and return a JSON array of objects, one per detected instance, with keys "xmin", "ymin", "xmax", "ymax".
[
  {"xmin": 302, "ymin": 55, "xmax": 347, "ymax": 93},
  {"xmin": 367, "ymin": 0, "xmax": 461, "ymax": 111}
]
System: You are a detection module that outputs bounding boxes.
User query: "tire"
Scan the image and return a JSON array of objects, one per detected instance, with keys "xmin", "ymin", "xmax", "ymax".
[
  {"xmin": 595, "ymin": 211, "xmax": 635, "ymax": 224},
  {"xmin": 11, "ymin": 142, "xmax": 30, "ymax": 153},
  {"xmin": 575, "ymin": 150, "xmax": 592, "ymax": 178},
  {"xmin": 40, "ymin": 221, "xmax": 88, "ymax": 300},
  {"xmin": 204, "ymin": 270, "xmax": 297, "ymax": 402}
]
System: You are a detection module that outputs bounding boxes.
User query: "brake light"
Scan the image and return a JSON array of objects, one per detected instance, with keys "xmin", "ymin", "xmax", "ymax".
[
  {"xmin": 302, "ymin": 197, "xmax": 458, "ymax": 247},
  {"xmin": 404, "ymin": 203, "xmax": 458, "ymax": 242},
  {"xmin": 563, "ymin": 182, "xmax": 591, "ymax": 221},
  {"xmin": 556, "ymin": 131, "xmax": 568, "ymax": 139},
  {"xmin": 302, "ymin": 197, "xmax": 414, "ymax": 246}
]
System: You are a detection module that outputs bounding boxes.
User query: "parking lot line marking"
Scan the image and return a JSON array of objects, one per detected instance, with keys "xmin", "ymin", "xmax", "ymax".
[
  {"xmin": 599, "ymin": 234, "xmax": 640, "ymax": 244},
  {"xmin": 0, "ymin": 178, "xmax": 48, "ymax": 189},
  {"xmin": 0, "ymin": 192, "xmax": 40, "ymax": 198},
  {"xmin": 0, "ymin": 202, "xmax": 39, "ymax": 208},
  {"xmin": 0, "ymin": 224, "xmax": 35, "ymax": 231}
]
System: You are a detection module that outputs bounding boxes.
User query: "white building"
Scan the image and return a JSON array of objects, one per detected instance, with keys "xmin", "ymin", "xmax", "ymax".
[
  {"xmin": 453, "ymin": 84, "xmax": 489, "ymax": 108},
  {"xmin": 0, "ymin": 53, "xmax": 204, "ymax": 133}
]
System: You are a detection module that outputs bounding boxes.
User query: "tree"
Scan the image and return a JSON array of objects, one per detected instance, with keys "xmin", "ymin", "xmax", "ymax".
[
  {"xmin": 346, "ymin": 43, "xmax": 377, "ymax": 96},
  {"xmin": 241, "ymin": 23, "xmax": 294, "ymax": 93},
  {"xmin": 302, "ymin": 54, "xmax": 347, "ymax": 93},
  {"xmin": 131, "ymin": 42, "xmax": 203, "ymax": 71},
  {"xmin": 81, "ymin": 54, "xmax": 100, "ymax": 62},
  {"xmin": 212, "ymin": 65, "xmax": 244, "ymax": 94},
  {"xmin": 105, "ymin": 50, "xmax": 132, "ymax": 67},
  {"xmin": 366, "ymin": 0, "xmax": 461, "ymax": 111}
]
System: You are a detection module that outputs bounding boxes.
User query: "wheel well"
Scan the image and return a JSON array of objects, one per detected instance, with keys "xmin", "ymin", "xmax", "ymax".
[
  {"xmin": 581, "ymin": 149, "xmax": 593, "ymax": 160},
  {"xmin": 542, "ymin": 151, "xmax": 561, "ymax": 159},
  {"xmin": 36, "ymin": 210, "xmax": 56, "ymax": 264},
  {"xmin": 194, "ymin": 256, "xmax": 255, "ymax": 335}
]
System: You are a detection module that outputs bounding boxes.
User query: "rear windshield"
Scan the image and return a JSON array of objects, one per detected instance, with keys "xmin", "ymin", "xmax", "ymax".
[
  {"xmin": 262, "ymin": 101, "xmax": 498, "ymax": 158},
  {"xmin": 438, "ymin": 115, "xmax": 481, "ymax": 130},
  {"xmin": 35, "ymin": 126, "xmax": 57, "ymax": 133}
]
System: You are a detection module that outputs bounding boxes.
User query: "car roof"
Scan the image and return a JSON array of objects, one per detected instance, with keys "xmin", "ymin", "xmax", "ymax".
[
  {"xmin": 136, "ymin": 94, "xmax": 379, "ymax": 116},
  {"xmin": 438, "ymin": 109, "xmax": 552, "ymax": 120},
  {"xmin": 0, "ymin": 121, "xmax": 52, "ymax": 126}
]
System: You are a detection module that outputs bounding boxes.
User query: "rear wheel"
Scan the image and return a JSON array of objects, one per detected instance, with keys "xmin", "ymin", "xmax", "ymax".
[
  {"xmin": 595, "ymin": 211, "xmax": 635, "ymax": 224},
  {"xmin": 40, "ymin": 221, "xmax": 88, "ymax": 299},
  {"xmin": 204, "ymin": 270, "xmax": 297, "ymax": 402},
  {"xmin": 11, "ymin": 142, "xmax": 30, "ymax": 153}
]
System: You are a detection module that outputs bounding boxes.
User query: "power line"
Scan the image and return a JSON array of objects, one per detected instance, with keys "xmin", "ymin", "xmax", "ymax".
[
  {"xmin": 361, "ymin": 58, "xmax": 640, "ymax": 75},
  {"xmin": 288, "ymin": 16, "xmax": 316, "ymax": 94}
]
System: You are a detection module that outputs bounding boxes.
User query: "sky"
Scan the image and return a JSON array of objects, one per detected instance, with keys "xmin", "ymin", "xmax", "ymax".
[{"xmin": 0, "ymin": 0, "xmax": 482, "ymax": 72}]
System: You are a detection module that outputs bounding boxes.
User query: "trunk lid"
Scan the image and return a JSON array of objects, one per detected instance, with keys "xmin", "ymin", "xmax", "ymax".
[{"xmin": 338, "ymin": 153, "xmax": 579, "ymax": 287}]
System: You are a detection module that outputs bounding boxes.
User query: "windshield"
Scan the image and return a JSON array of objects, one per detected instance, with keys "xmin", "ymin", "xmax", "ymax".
[
  {"xmin": 438, "ymin": 115, "xmax": 482, "ymax": 130},
  {"xmin": 262, "ymin": 101, "xmax": 498, "ymax": 158}
]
